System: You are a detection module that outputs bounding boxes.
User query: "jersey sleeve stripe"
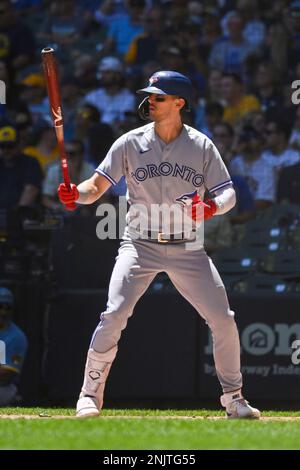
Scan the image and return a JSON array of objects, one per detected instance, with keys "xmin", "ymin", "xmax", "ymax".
[
  {"xmin": 208, "ymin": 180, "xmax": 233, "ymax": 193},
  {"xmin": 95, "ymin": 169, "xmax": 117, "ymax": 186}
]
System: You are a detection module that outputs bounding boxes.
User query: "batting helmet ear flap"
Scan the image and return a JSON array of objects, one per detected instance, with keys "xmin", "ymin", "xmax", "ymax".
[{"xmin": 138, "ymin": 96, "xmax": 150, "ymax": 120}]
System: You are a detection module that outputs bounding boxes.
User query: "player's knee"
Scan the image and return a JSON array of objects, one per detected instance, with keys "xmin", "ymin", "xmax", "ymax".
[
  {"xmin": 99, "ymin": 306, "xmax": 131, "ymax": 331},
  {"xmin": 209, "ymin": 308, "xmax": 236, "ymax": 330}
]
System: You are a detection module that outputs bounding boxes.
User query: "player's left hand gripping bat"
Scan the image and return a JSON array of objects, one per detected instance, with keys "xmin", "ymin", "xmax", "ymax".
[{"xmin": 41, "ymin": 47, "xmax": 76, "ymax": 211}]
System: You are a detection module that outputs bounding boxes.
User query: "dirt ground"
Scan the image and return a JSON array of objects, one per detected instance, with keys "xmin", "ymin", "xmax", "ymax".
[{"xmin": 0, "ymin": 414, "xmax": 300, "ymax": 420}]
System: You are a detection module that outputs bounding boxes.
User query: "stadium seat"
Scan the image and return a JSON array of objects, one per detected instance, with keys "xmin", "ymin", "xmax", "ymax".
[
  {"xmin": 211, "ymin": 248, "xmax": 259, "ymax": 275},
  {"xmin": 259, "ymin": 251, "xmax": 300, "ymax": 276},
  {"xmin": 231, "ymin": 274, "xmax": 294, "ymax": 296}
]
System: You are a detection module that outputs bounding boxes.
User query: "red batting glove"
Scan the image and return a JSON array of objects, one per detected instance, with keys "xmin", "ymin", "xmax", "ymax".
[
  {"xmin": 58, "ymin": 183, "xmax": 79, "ymax": 206},
  {"xmin": 191, "ymin": 197, "xmax": 217, "ymax": 221}
]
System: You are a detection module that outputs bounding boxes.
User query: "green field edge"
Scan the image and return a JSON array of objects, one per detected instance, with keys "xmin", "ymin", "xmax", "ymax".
[{"xmin": 1, "ymin": 407, "xmax": 300, "ymax": 418}]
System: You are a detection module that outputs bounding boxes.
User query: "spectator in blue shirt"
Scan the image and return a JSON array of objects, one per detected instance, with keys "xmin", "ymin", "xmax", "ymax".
[
  {"xmin": 209, "ymin": 11, "xmax": 254, "ymax": 75},
  {"xmin": 212, "ymin": 122, "xmax": 255, "ymax": 222},
  {"xmin": 102, "ymin": 0, "xmax": 145, "ymax": 57},
  {"xmin": 0, "ymin": 287, "xmax": 28, "ymax": 406}
]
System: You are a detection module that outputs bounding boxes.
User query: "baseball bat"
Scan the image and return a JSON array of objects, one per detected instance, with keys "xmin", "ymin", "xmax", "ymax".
[{"xmin": 41, "ymin": 47, "xmax": 76, "ymax": 211}]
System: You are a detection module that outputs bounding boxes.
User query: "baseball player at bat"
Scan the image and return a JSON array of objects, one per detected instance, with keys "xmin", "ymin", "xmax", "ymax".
[{"xmin": 58, "ymin": 71, "xmax": 260, "ymax": 419}]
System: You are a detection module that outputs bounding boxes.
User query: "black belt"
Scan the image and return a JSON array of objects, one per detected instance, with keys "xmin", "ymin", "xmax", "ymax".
[{"xmin": 145, "ymin": 231, "xmax": 195, "ymax": 243}]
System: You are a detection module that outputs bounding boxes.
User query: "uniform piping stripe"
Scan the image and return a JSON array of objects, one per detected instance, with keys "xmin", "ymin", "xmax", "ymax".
[
  {"xmin": 90, "ymin": 328, "xmax": 98, "ymax": 348},
  {"xmin": 209, "ymin": 180, "xmax": 233, "ymax": 193},
  {"xmin": 95, "ymin": 169, "xmax": 117, "ymax": 186}
]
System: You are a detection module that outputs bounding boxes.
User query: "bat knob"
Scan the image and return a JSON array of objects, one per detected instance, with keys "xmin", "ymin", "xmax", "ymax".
[{"xmin": 41, "ymin": 47, "xmax": 54, "ymax": 54}]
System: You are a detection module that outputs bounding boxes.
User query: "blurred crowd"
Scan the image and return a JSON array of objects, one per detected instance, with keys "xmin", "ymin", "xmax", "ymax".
[{"xmin": 1, "ymin": 0, "xmax": 300, "ymax": 251}]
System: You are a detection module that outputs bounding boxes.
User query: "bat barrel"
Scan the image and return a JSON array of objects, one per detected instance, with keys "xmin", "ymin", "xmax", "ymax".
[{"xmin": 41, "ymin": 46, "xmax": 77, "ymax": 211}]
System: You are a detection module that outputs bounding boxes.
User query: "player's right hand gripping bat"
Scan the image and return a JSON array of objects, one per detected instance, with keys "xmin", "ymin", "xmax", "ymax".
[{"xmin": 41, "ymin": 47, "xmax": 77, "ymax": 211}]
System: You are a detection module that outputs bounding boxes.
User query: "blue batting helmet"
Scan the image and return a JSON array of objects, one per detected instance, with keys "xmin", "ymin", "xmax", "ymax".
[{"xmin": 137, "ymin": 71, "xmax": 193, "ymax": 119}]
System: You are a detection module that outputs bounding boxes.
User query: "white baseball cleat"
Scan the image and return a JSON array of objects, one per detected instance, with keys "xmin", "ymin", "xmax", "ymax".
[
  {"xmin": 220, "ymin": 390, "xmax": 261, "ymax": 419},
  {"xmin": 76, "ymin": 395, "xmax": 100, "ymax": 418},
  {"xmin": 76, "ymin": 347, "xmax": 118, "ymax": 418}
]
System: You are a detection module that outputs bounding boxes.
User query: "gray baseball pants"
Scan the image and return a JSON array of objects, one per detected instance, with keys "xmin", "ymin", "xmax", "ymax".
[{"xmin": 90, "ymin": 239, "xmax": 242, "ymax": 392}]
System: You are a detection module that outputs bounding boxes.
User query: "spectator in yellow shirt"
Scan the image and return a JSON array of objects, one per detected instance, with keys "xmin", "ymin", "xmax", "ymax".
[
  {"xmin": 23, "ymin": 120, "xmax": 59, "ymax": 173},
  {"xmin": 221, "ymin": 73, "xmax": 260, "ymax": 126}
]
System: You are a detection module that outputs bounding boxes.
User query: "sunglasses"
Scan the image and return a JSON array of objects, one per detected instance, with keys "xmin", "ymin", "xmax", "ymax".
[
  {"xmin": 67, "ymin": 149, "xmax": 80, "ymax": 156},
  {"xmin": 265, "ymin": 130, "xmax": 277, "ymax": 135},
  {"xmin": 149, "ymin": 96, "xmax": 166, "ymax": 102},
  {"xmin": 239, "ymin": 134, "xmax": 259, "ymax": 142}
]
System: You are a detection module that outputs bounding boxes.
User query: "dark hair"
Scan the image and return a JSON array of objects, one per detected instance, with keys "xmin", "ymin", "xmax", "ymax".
[
  {"xmin": 266, "ymin": 118, "xmax": 291, "ymax": 140},
  {"xmin": 206, "ymin": 102, "xmax": 224, "ymax": 117},
  {"xmin": 67, "ymin": 139, "xmax": 85, "ymax": 154},
  {"xmin": 222, "ymin": 73, "xmax": 243, "ymax": 85},
  {"xmin": 31, "ymin": 119, "xmax": 52, "ymax": 143},
  {"xmin": 214, "ymin": 122, "xmax": 234, "ymax": 138},
  {"xmin": 77, "ymin": 104, "xmax": 101, "ymax": 123},
  {"xmin": 239, "ymin": 125, "xmax": 262, "ymax": 141}
]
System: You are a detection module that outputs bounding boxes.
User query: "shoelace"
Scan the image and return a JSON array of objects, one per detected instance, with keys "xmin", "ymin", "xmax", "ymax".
[
  {"xmin": 238, "ymin": 399, "xmax": 249, "ymax": 404},
  {"xmin": 232, "ymin": 398, "xmax": 250, "ymax": 407}
]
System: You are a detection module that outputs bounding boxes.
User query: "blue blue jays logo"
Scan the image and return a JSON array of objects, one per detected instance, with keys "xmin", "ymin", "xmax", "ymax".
[{"xmin": 175, "ymin": 190, "xmax": 199, "ymax": 206}]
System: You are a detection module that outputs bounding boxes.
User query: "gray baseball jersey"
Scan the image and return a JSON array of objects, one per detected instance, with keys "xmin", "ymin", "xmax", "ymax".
[
  {"xmin": 79, "ymin": 123, "xmax": 242, "ymax": 405},
  {"xmin": 96, "ymin": 123, "xmax": 232, "ymax": 234}
]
